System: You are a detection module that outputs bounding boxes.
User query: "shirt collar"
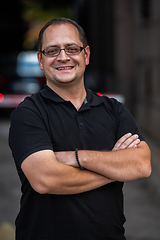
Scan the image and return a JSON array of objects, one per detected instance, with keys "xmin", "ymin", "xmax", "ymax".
[
  {"xmin": 40, "ymin": 85, "xmax": 104, "ymax": 108},
  {"xmin": 40, "ymin": 85, "xmax": 66, "ymax": 103},
  {"xmin": 86, "ymin": 89, "xmax": 104, "ymax": 107}
]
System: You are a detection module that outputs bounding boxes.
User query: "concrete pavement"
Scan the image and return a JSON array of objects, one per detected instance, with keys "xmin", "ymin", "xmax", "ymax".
[
  {"xmin": 124, "ymin": 131, "xmax": 160, "ymax": 240},
  {"xmin": 0, "ymin": 119, "xmax": 160, "ymax": 240}
]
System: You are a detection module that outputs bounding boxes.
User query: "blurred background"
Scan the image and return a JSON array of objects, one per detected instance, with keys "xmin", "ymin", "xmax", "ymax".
[{"xmin": 0, "ymin": 0, "xmax": 160, "ymax": 239}]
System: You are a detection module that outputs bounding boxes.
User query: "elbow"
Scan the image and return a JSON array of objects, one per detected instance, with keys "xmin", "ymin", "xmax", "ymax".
[
  {"xmin": 31, "ymin": 181, "xmax": 49, "ymax": 195},
  {"xmin": 138, "ymin": 150, "xmax": 152, "ymax": 179},
  {"xmin": 144, "ymin": 162, "xmax": 152, "ymax": 178},
  {"xmin": 31, "ymin": 176, "xmax": 59, "ymax": 195},
  {"xmin": 141, "ymin": 164, "xmax": 151, "ymax": 178},
  {"xmin": 135, "ymin": 162, "xmax": 151, "ymax": 180},
  {"xmin": 144, "ymin": 148, "xmax": 152, "ymax": 178}
]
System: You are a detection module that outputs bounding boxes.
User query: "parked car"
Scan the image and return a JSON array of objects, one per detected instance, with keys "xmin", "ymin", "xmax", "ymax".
[
  {"xmin": 0, "ymin": 51, "xmax": 45, "ymax": 109},
  {"xmin": 0, "ymin": 51, "xmax": 124, "ymax": 110}
]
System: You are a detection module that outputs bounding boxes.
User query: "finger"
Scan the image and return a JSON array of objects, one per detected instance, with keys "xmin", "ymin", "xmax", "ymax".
[
  {"xmin": 112, "ymin": 134, "xmax": 140, "ymax": 151},
  {"xmin": 112, "ymin": 133, "xmax": 132, "ymax": 150},
  {"xmin": 127, "ymin": 138, "xmax": 140, "ymax": 148},
  {"xmin": 118, "ymin": 134, "xmax": 139, "ymax": 150}
]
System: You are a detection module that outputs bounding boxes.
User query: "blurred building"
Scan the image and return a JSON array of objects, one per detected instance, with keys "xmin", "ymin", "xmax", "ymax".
[
  {"xmin": 1, "ymin": 0, "xmax": 160, "ymax": 142},
  {"xmin": 74, "ymin": 0, "xmax": 160, "ymax": 143},
  {"xmin": 113, "ymin": 0, "xmax": 160, "ymax": 142}
]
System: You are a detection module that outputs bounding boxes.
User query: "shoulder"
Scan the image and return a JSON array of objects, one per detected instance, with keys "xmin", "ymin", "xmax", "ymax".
[
  {"xmin": 11, "ymin": 90, "xmax": 46, "ymax": 120},
  {"xmin": 17, "ymin": 91, "xmax": 41, "ymax": 109},
  {"xmin": 10, "ymin": 93, "xmax": 46, "ymax": 139},
  {"xmin": 94, "ymin": 92, "xmax": 124, "ymax": 113},
  {"xmin": 93, "ymin": 92, "xmax": 135, "ymax": 124}
]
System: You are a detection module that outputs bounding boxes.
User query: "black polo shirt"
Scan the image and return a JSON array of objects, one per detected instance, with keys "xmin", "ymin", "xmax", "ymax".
[{"xmin": 9, "ymin": 85, "xmax": 144, "ymax": 240}]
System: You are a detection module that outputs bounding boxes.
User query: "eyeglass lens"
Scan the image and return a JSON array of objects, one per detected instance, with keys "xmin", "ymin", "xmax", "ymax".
[{"xmin": 43, "ymin": 46, "xmax": 83, "ymax": 56}]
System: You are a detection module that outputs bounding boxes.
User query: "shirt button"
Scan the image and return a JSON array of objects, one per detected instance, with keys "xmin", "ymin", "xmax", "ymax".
[{"xmin": 80, "ymin": 122, "xmax": 83, "ymax": 126}]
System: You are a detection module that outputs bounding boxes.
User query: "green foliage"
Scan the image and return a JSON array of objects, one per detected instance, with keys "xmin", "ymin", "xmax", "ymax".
[{"xmin": 21, "ymin": 0, "xmax": 72, "ymax": 23}]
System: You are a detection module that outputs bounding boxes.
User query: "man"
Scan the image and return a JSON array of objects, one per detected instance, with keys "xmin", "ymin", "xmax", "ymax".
[{"xmin": 9, "ymin": 17, "xmax": 151, "ymax": 240}]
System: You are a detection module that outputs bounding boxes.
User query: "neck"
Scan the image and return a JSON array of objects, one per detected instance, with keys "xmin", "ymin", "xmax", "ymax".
[{"xmin": 47, "ymin": 81, "xmax": 87, "ymax": 110}]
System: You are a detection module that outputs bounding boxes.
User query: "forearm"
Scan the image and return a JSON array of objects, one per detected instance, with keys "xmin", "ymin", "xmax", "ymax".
[
  {"xmin": 22, "ymin": 150, "xmax": 113, "ymax": 195},
  {"xmin": 79, "ymin": 141, "xmax": 151, "ymax": 181},
  {"xmin": 47, "ymin": 165, "xmax": 113, "ymax": 195},
  {"xmin": 55, "ymin": 134, "xmax": 151, "ymax": 182}
]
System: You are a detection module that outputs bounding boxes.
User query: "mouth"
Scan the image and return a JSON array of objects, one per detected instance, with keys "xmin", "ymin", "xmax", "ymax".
[{"xmin": 56, "ymin": 66, "xmax": 74, "ymax": 71}]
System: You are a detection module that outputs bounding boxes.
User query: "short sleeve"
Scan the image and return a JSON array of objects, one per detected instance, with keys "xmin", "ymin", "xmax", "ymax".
[
  {"xmin": 9, "ymin": 106, "xmax": 53, "ymax": 168},
  {"xmin": 114, "ymin": 101, "xmax": 145, "ymax": 142}
]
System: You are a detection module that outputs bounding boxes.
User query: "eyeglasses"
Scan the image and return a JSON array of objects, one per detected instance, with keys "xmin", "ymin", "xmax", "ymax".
[{"xmin": 40, "ymin": 45, "xmax": 85, "ymax": 57}]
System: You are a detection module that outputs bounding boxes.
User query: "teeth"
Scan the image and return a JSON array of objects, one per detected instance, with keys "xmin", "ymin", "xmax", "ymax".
[{"xmin": 57, "ymin": 67, "xmax": 73, "ymax": 70}]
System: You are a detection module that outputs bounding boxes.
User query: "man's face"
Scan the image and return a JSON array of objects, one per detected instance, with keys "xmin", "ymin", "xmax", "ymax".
[{"xmin": 37, "ymin": 23, "xmax": 90, "ymax": 89}]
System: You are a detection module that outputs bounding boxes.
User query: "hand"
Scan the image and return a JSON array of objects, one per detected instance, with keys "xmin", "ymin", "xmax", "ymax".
[{"xmin": 112, "ymin": 133, "xmax": 140, "ymax": 151}]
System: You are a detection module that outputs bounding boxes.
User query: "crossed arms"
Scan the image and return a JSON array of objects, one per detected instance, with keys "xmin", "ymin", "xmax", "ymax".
[{"xmin": 21, "ymin": 133, "xmax": 151, "ymax": 195}]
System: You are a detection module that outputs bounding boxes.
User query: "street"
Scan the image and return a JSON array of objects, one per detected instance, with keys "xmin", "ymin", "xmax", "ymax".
[{"xmin": 0, "ymin": 119, "xmax": 160, "ymax": 240}]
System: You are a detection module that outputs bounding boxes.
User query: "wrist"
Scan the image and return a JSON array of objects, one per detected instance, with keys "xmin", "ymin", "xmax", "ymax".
[
  {"xmin": 75, "ymin": 148, "xmax": 85, "ymax": 170},
  {"xmin": 77, "ymin": 150, "xmax": 90, "ymax": 169}
]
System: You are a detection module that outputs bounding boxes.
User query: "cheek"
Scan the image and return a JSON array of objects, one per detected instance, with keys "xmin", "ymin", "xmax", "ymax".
[{"xmin": 41, "ymin": 59, "xmax": 53, "ymax": 70}]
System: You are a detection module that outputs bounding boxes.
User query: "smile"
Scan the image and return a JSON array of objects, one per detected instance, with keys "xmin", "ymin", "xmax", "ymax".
[{"xmin": 56, "ymin": 66, "xmax": 74, "ymax": 70}]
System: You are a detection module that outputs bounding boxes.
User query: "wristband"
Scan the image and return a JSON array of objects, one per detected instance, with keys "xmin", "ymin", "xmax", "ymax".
[{"xmin": 75, "ymin": 148, "xmax": 84, "ymax": 170}]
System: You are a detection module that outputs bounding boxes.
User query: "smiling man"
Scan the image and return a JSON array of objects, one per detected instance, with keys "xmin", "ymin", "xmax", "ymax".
[
  {"xmin": 37, "ymin": 21, "xmax": 90, "ymax": 110},
  {"xmin": 9, "ymin": 18, "xmax": 151, "ymax": 240}
]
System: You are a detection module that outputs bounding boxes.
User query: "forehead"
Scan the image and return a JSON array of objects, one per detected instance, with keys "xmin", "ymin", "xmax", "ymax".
[{"xmin": 42, "ymin": 23, "xmax": 82, "ymax": 48}]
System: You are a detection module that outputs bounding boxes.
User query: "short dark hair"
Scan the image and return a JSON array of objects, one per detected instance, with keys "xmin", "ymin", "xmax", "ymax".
[{"xmin": 37, "ymin": 17, "xmax": 88, "ymax": 52}]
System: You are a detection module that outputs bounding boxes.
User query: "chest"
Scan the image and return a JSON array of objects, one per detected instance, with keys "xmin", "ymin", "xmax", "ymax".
[{"xmin": 45, "ymin": 102, "xmax": 118, "ymax": 152}]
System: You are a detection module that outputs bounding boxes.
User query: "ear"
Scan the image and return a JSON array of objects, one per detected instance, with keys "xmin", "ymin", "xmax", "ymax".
[
  {"xmin": 84, "ymin": 46, "xmax": 90, "ymax": 66},
  {"xmin": 37, "ymin": 51, "xmax": 43, "ymax": 70}
]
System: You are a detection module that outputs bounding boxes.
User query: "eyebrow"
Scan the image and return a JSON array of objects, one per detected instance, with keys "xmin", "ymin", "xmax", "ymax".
[{"xmin": 46, "ymin": 43, "xmax": 81, "ymax": 48}]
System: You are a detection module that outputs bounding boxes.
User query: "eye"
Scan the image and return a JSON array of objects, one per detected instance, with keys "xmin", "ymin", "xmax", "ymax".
[
  {"xmin": 46, "ymin": 47, "xmax": 59, "ymax": 55},
  {"xmin": 66, "ymin": 46, "xmax": 80, "ymax": 53}
]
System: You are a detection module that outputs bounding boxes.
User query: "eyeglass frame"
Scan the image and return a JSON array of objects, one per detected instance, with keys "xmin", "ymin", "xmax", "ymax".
[{"xmin": 40, "ymin": 45, "xmax": 85, "ymax": 57}]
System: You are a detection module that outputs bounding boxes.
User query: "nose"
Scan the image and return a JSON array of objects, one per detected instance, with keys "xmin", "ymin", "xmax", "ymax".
[{"xmin": 57, "ymin": 49, "xmax": 70, "ymax": 61}]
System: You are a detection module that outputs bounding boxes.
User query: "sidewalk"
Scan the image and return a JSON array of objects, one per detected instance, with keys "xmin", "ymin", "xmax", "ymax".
[
  {"xmin": 0, "ymin": 120, "xmax": 160, "ymax": 240},
  {"xmin": 0, "ymin": 222, "xmax": 15, "ymax": 240},
  {"xmin": 124, "ymin": 132, "xmax": 160, "ymax": 240},
  {"xmin": 143, "ymin": 132, "xmax": 160, "ymax": 200}
]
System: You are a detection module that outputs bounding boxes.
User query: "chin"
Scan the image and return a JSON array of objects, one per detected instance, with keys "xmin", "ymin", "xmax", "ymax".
[{"xmin": 55, "ymin": 75, "xmax": 78, "ymax": 84}]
